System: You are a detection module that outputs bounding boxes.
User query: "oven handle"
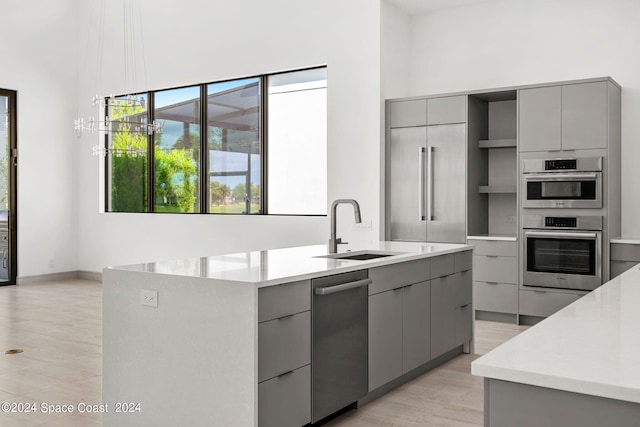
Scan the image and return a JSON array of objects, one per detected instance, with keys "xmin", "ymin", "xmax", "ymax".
[
  {"xmin": 525, "ymin": 231, "xmax": 598, "ymax": 239},
  {"xmin": 524, "ymin": 173, "xmax": 598, "ymax": 181}
]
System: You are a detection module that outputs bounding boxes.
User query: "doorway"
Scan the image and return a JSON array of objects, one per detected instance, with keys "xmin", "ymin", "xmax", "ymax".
[{"xmin": 0, "ymin": 89, "xmax": 17, "ymax": 285}]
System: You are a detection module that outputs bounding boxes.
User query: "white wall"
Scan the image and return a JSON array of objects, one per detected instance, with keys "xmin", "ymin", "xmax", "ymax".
[
  {"xmin": 0, "ymin": 0, "xmax": 79, "ymax": 278},
  {"xmin": 76, "ymin": 0, "xmax": 383, "ymax": 273},
  {"xmin": 408, "ymin": 0, "xmax": 640, "ymax": 238}
]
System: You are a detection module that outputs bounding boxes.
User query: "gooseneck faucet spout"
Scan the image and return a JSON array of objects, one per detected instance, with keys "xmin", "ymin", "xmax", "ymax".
[{"xmin": 329, "ymin": 199, "xmax": 362, "ymax": 254}]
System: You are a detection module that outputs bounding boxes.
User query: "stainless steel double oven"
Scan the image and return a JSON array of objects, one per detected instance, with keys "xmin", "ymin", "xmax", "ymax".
[{"xmin": 521, "ymin": 157, "xmax": 604, "ymax": 291}]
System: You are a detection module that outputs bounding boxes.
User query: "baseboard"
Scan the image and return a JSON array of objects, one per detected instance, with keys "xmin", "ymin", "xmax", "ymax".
[{"xmin": 17, "ymin": 270, "xmax": 102, "ymax": 285}]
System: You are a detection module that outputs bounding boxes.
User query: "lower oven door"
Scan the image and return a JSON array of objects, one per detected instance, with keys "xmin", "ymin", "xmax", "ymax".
[{"xmin": 523, "ymin": 230, "xmax": 601, "ymax": 291}]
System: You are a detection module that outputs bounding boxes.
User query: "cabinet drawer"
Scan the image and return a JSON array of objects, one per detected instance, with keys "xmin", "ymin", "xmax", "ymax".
[
  {"xmin": 258, "ymin": 280, "xmax": 310, "ymax": 322},
  {"xmin": 258, "ymin": 311, "xmax": 310, "ymax": 382},
  {"xmin": 431, "ymin": 253, "xmax": 455, "ymax": 279},
  {"xmin": 258, "ymin": 365, "xmax": 311, "ymax": 427},
  {"xmin": 519, "ymin": 289, "xmax": 583, "ymax": 318},
  {"xmin": 369, "ymin": 258, "xmax": 429, "ymax": 295},
  {"xmin": 468, "ymin": 239, "xmax": 516, "ymax": 257},
  {"xmin": 455, "ymin": 250, "xmax": 473, "ymax": 272},
  {"xmin": 474, "ymin": 282, "xmax": 517, "ymax": 314},
  {"xmin": 475, "ymin": 255, "xmax": 517, "ymax": 284},
  {"xmin": 390, "ymin": 99, "xmax": 427, "ymax": 128},
  {"xmin": 427, "ymin": 95, "xmax": 466, "ymax": 125},
  {"xmin": 611, "ymin": 261, "xmax": 638, "ymax": 279},
  {"xmin": 611, "ymin": 243, "xmax": 640, "ymax": 262}
]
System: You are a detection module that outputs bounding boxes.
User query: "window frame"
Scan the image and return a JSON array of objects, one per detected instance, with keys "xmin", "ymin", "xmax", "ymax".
[{"xmin": 104, "ymin": 65, "xmax": 327, "ymax": 216}]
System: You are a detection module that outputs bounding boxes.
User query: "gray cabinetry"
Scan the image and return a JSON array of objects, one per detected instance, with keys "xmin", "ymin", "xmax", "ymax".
[
  {"xmin": 610, "ymin": 242, "xmax": 640, "ymax": 278},
  {"xmin": 368, "ymin": 251, "xmax": 473, "ymax": 392},
  {"xmin": 427, "ymin": 95, "xmax": 466, "ymax": 125},
  {"xmin": 518, "ymin": 289, "xmax": 583, "ymax": 318},
  {"xmin": 518, "ymin": 86, "xmax": 561, "ymax": 152},
  {"xmin": 258, "ymin": 281, "xmax": 311, "ymax": 427},
  {"xmin": 469, "ymin": 238, "xmax": 518, "ymax": 321},
  {"xmin": 519, "ymin": 81, "xmax": 610, "ymax": 152},
  {"xmin": 562, "ymin": 81, "xmax": 607, "ymax": 150},
  {"xmin": 402, "ymin": 281, "xmax": 431, "ymax": 373},
  {"xmin": 368, "ymin": 288, "xmax": 403, "ymax": 391},
  {"xmin": 390, "ymin": 99, "xmax": 427, "ymax": 128}
]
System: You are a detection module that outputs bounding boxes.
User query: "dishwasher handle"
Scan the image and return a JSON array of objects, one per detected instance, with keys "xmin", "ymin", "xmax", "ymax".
[{"xmin": 314, "ymin": 278, "xmax": 372, "ymax": 296}]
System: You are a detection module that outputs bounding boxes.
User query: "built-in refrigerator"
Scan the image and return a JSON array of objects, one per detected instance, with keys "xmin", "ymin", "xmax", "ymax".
[{"xmin": 386, "ymin": 123, "xmax": 466, "ymax": 243}]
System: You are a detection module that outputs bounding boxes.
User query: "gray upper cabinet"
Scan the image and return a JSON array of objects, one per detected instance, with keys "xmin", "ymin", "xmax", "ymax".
[
  {"xmin": 519, "ymin": 81, "xmax": 609, "ymax": 152},
  {"xmin": 390, "ymin": 99, "xmax": 427, "ymax": 128},
  {"xmin": 562, "ymin": 81, "xmax": 607, "ymax": 150},
  {"xmin": 427, "ymin": 95, "xmax": 466, "ymax": 125},
  {"xmin": 519, "ymin": 86, "xmax": 562, "ymax": 152}
]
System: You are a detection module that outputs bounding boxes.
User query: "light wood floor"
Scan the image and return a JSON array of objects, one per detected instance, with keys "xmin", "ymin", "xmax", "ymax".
[{"xmin": 0, "ymin": 279, "xmax": 528, "ymax": 426}]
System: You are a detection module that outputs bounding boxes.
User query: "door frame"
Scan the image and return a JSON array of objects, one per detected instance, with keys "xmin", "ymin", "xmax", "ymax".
[{"xmin": 1, "ymin": 88, "xmax": 17, "ymax": 285}]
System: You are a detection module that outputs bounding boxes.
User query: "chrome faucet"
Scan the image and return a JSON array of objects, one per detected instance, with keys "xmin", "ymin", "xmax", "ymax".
[{"xmin": 329, "ymin": 199, "xmax": 362, "ymax": 253}]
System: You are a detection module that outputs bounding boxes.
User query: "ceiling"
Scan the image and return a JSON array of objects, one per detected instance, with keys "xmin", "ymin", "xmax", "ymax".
[{"xmin": 385, "ymin": 0, "xmax": 495, "ymax": 15}]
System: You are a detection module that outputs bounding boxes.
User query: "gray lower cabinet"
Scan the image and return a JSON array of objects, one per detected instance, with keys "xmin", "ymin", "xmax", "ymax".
[
  {"xmin": 610, "ymin": 242, "xmax": 640, "ymax": 278},
  {"xmin": 368, "ymin": 288, "xmax": 403, "ymax": 391},
  {"xmin": 469, "ymin": 238, "xmax": 518, "ymax": 317},
  {"xmin": 518, "ymin": 289, "xmax": 583, "ymax": 318},
  {"xmin": 258, "ymin": 281, "xmax": 311, "ymax": 427},
  {"xmin": 368, "ymin": 251, "xmax": 472, "ymax": 392},
  {"xmin": 402, "ymin": 281, "xmax": 431, "ymax": 373}
]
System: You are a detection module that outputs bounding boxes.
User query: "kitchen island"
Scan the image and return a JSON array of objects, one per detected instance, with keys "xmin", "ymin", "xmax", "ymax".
[
  {"xmin": 472, "ymin": 263, "xmax": 640, "ymax": 427},
  {"xmin": 102, "ymin": 241, "xmax": 473, "ymax": 427}
]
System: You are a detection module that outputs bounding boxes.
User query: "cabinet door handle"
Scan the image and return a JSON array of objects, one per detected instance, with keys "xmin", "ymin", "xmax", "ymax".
[
  {"xmin": 276, "ymin": 313, "xmax": 296, "ymax": 321},
  {"xmin": 484, "ymin": 281, "xmax": 499, "ymax": 285},
  {"xmin": 427, "ymin": 146, "xmax": 434, "ymax": 221},
  {"xmin": 419, "ymin": 146, "xmax": 426, "ymax": 221},
  {"xmin": 277, "ymin": 370, "xmax": 296, "ymax": 379},
  {"xmin": 315, "ymin": 278, "xmax": 372, "ymax": 296}
]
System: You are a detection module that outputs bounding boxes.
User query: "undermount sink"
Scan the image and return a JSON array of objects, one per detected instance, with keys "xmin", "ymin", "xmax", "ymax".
[{"xmin": 316, "ymin": 250, "xmax": 406, "ymax": 261}]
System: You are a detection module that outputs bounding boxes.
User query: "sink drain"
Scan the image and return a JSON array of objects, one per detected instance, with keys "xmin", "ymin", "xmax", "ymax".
[{"xmin": 5, "ymin": 349, "xmax": 23, "ymax": 355}]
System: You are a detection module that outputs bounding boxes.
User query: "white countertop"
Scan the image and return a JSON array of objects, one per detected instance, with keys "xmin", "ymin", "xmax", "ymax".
[
  {"xmin": 471, "ymin": 263, "xmax": 640, "ymax": 403},
  {"xmin": 611, "ymin": 238, "xmax": 640, "ymax": 245},
  {"xmin": 107, "ymin": 241, "xmax": 472, "ymax": 288}
]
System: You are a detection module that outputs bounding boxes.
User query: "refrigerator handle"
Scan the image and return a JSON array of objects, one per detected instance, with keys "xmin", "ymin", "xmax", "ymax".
[
  {"xmin": 427, "ymin": 146, "xmax": 434, "ymax": 221},
  {"xmin": 418, "ymin": 147, "xmax": 426, "ymax": 221}
]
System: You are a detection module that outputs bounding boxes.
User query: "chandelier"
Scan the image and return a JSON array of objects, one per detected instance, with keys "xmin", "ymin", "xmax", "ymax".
[{"xmin": 75, "ymin": 0, "xmax": 163, "ymax": 156}]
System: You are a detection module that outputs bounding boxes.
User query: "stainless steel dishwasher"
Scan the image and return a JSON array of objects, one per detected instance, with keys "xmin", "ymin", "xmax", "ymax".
[{"xmin": 312, "ymin": 270, "xmax": 369, "ymax": 423}]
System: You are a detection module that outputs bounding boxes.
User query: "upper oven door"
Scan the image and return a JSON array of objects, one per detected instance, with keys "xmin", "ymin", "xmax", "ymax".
[
  {"xmin": 523, "ymin": 230, "xmax": 602, "ymax": 291},
  {"xmin": 522, "ymin": 171, "xmax": 602, "ymax": 208}
]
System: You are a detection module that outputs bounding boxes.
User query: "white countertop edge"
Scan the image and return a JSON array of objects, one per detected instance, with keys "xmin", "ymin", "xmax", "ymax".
[
  {"xmin": 610, "ymin": 238, "xmax": 640, "ymax": 244},
  {"xmin": 471, "ymin": 364, "xmax": 640, "ymax": 404},
  {"xmin": 467, "ymin": 235, "xmax": 517, "ymax": 242}
]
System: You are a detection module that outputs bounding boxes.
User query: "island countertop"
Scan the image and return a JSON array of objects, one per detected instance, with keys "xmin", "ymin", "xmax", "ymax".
[
  {"xmin": 471, "ymin": 263, "xmax": 640, "ymax": 404},
  {"xmin": 106, "ymin": 241, "xmax": 472, "ymax": 288}
]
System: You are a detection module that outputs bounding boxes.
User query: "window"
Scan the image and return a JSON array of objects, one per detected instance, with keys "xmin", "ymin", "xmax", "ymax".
[{"xmin": 105, "ymin": 67, "xmax": 326, "ymax": 215}]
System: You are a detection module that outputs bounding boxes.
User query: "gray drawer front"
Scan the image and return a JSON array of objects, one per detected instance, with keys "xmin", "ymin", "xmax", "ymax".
[
  {"xmin": 611, "ymin": 261, "xmax": 638, "ymax": 278},
  {"xmin": 469, "ymin": 239, "xmax": 517, "ymax": 257},
  {"xmin": 390, "ymin": 99, "xmax": 427, "ymax": 128},
  {"xmin": 455, "ymin": 250, "xmax": 473, "ymax": 272},
  {"xmin": 611, "ymin": 243, "xmax": 640, "ymax": 262},
  {"xmin": 258, "ymin": 280, "xmax": 310, "ymax": 322},
  {"xmin": 258, "ymin": 311, "xmax": 310, "ymax": 382},
  {"xmin": 474, "ymin": 282, "xmax": 518, "ymax": 314},
  {"xmin": 431, "ymin": 253, "xmax": 456, "ymax": 279},
  {"xmin": 427, "ymin": 95, "xmax": 466, "ymax": 125},
  {"xmin": 475, "ymin": 255, "xmax": 517, "ymax": 284},
  {"xmin": 258, "ymin": 365, "xmax": 311, "ymax": 427},
  {"xmin": 519, "ymin": 289, "xmax": 583, "ymax": 318},
  {"xmin": 369, "ymin": 258, "xmax": 429, "ymax": 295}
]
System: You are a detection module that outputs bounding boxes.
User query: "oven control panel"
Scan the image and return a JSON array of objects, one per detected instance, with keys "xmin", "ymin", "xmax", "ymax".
[
  {"xmin": 545, "ymin": 217, "xmax": 577, "ymax": 228},
  {"xmin": 545, "ymin": 159, "xmax": 577, "ymax": 170}
]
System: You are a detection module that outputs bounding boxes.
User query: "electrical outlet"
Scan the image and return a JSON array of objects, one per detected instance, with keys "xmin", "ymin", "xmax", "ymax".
[
  {"xmin": 140, "ymin": 289, "xmax": 158, "ymax": 307},
  {"xmin": 353, "ymin": 219, "xmax": 372, "ymax": 231},
  {"xmin": 506, "ymin": 216, "xmax": 517, "ymax": 224}
]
